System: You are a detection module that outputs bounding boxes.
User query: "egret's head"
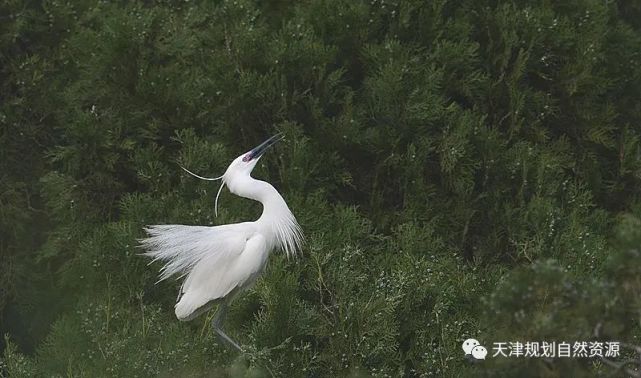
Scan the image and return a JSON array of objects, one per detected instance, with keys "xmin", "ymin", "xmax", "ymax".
[
  {"xmin": 223, "ymin": 133, "xmax": 283, "ymax": 180},
  {"xmin": 180, "ymin": 133, "xmax": 284, "ymax": 217}
]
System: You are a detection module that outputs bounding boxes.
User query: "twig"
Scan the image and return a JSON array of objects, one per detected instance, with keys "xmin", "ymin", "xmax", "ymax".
[
  {"xmin": 598, "ymin": 356, "xmax": 640, "ymax": 378},
  {"xmin": 593, "ymin": 322, "xmax": 641, "ymax": 377}
]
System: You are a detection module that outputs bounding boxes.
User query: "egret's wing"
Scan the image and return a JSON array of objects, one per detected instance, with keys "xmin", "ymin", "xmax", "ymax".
[
  {"xmin": 175, "ymin": 234, "xmax": 268, "ymax": 321},
  {"xmin": 139, "ymin": 223, "xmax": 252, "ymax": 282}
]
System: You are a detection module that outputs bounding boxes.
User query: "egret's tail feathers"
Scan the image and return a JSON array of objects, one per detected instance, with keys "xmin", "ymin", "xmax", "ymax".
[{"xmin": 139, "ymin": 224, "xmax": 229, "ymax": 282}]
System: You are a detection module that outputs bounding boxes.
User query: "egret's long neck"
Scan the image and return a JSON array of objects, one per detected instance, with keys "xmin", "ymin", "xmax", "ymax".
[
  {"xmin": 230, "ymin": 176, "xmax": 302, "ymax": 257},
  {"xmin": 231, "ymin": 177, "xmax": 286, "ymax": 219},
  {"xmin": 252, "ymin": 180, "xmax": 289, "ymax": 223}
]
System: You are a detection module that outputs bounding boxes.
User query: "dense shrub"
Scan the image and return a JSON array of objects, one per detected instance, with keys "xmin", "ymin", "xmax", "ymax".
[{"xmin": 1, "ymin": 0, "xmax": 641, "ymax": 376}]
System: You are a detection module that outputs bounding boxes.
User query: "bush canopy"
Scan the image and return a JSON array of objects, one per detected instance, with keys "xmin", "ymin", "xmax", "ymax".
[{"xmin": 1, "ymin": 0, "xmax": 641, "ymax": 376}]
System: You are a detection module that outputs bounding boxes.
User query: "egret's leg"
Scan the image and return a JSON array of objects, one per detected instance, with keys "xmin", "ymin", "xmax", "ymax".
[{"xmin": 212, "ymin": 303, "xmax": 242, "ymax": 352}]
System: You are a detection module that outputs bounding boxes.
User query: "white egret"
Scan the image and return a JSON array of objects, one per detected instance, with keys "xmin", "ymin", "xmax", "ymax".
[{"xmin": 140, "ymin": 134, "xmax": 303, "ymax": 351}]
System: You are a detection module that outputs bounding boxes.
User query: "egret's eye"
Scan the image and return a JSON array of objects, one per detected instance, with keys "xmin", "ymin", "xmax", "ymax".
[{"xmin": 242, "ymin": 154, "xmax": 252, "ymax": 162}]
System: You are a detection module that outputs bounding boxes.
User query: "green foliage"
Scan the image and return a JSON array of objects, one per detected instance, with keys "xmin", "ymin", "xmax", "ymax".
[
  {"xmin": 479, "ymin": 211, "xmax": 641, "ymax": 376},
  {"xmin": 2, "ymin": 0, "xmax": 641, "ymax": 377}
]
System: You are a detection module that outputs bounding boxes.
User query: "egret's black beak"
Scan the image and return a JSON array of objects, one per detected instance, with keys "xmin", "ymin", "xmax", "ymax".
[{"xmin": 245, "ymin": 133, "xmax": 284, "ymax": 161}]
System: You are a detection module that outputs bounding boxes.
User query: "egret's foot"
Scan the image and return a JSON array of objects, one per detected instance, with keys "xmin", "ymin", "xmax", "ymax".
[
  {"xmin": 214, "ymin": 326, "xmax": 243, "ymax": 352},
  {"xmin": 211, "ymin": 303, "xmax": 242, "ymax": 352},
  {"xmin": 270, "ymin": 336, "xmax": 292, "ymax": 351}
]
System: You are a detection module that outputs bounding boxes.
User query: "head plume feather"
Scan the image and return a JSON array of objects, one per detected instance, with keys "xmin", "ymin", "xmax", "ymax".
[{"xmin": 180, "ymin": 165, "xmax": 226, "ymax": 217}]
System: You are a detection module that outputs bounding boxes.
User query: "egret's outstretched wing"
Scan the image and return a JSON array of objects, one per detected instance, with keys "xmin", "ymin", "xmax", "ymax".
[
  {"xmin": 175, "ymin": 233, "xmax": 268, "ymax": 320},
  {"xmin": 139, "ymin": 223, "xmax": 252, "ymax": 282}
]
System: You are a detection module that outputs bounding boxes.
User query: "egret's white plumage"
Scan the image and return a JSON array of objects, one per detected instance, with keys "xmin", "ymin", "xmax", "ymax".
[{"xmin": 140, "ymin": 134, "xmax": 302, "ymax": 350}]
